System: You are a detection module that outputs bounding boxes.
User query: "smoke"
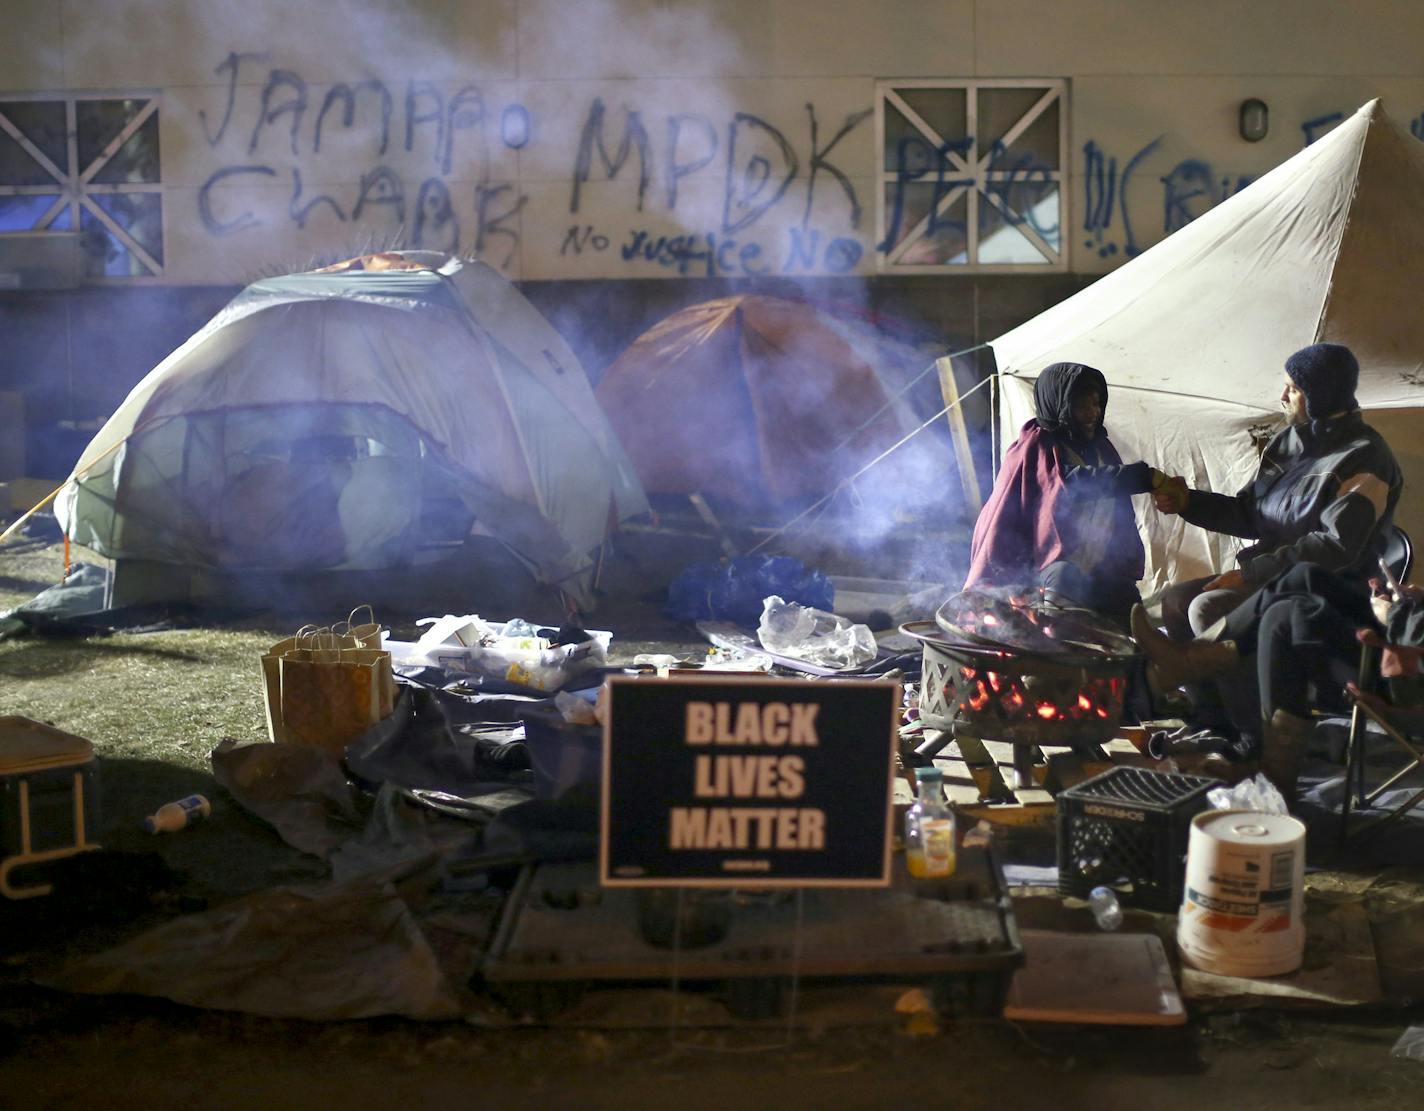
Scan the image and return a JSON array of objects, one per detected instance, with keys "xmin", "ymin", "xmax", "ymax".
[{"xmin": 21, "ymin": 0, "xmax": 981, "ymax": 594}]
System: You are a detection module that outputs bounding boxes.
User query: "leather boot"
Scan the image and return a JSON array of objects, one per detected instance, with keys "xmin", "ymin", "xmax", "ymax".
[
  {"xmin": 1201, "ymin": 751, "xmax": 1259, "ymax": 784},
  {"xmin": 1259, "ymin": 709, "xmax": 1312, "ymax": 805},
  {"xmin": 1131, "ymin": 604, "xmax": 1240, "ymax": 694}
]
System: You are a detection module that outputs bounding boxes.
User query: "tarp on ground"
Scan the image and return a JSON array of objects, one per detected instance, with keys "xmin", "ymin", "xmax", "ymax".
[
  {"xmin": 55, "ymin": 252, "xmax": 648, "ymax": 605},
  {"xmin": 990, "ymin": 100, "xmax": 1424, "ymax": 589},
  {"xmin": 595, "ymin": 295, "xmax": 958, "ymax": 512}
]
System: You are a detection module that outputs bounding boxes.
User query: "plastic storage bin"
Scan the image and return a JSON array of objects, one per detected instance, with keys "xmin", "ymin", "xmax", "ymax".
[
  {"xmin": 0, "ymin": 716, "xmax": 101, "ymax": 899},
  {"xmin": 1056, "ymin": 766, "xmax": 1218, "ymax": 912},
  {"xmin": 523, "ymin": 716, "xmax": 602, "ymax": 801},
  {"xmin": 484, "ymin": 846, "xmax": 1023, "ymax": 1021}
]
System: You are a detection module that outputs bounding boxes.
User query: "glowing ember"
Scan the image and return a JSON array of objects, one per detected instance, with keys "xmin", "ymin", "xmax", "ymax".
[
  {"xmin": 982, "ymin": 613, "xmax": 999, "ymax": 627},
  {"xmin": 1035, "ymin": 702, "xmax": 1058, "ymax": 720},
  {"xmin": 1077, "ymin": 693, "xmax": 1092, "ymax": 711}
]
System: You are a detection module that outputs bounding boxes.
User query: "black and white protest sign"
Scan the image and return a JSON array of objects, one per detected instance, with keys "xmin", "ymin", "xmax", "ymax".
[{"xmin": 599, "ymin": 676, "xmax": 899, "ymax": 887}]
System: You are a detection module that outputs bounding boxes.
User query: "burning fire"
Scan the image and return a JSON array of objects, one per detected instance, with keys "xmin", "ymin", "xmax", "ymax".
[
  {"xmin": 954, "ymin": 671, "xmax": 1126, "ymax": 725},
  {"xmin": 938, "ymin": 588, "xmax": 1135, "ymax": 657}
]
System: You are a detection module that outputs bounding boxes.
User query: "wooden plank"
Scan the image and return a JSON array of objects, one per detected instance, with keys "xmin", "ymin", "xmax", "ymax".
[
  {"xmin": 951, "ymin": 733, "xmax": 993, "ymax": 765},
  {"xmin": 1005, "ymin": 931, "xmax": 1187, "ymax": 1026},
  {"xmin": 979, "ymin": 740, "xmax": 1022, "ymax": 770},
  {"xmin": 958, "ymin": 798, "xmax": 1057, "ymax": 830},
  {"xmin": 1042, "ymin": 751, "xmax": 1084, "ymax": 790},
  {"xmin": 931, "ymin": 756, "xmax": 987, "ymax": 805},
  {"xmin": 936, "ymin": 356, "xmax": 984, "ymax": 515},
  {"xmin": 1013, "ymin": 787, "xmax": 1056, "ymax": 808},
  {"xmin": 1117, "ymin": 726, "xmax": 1150, "ymax": 753},
  {"xmin": 687, "ymin": 492, "xmax": 737, "ymax": 555}
]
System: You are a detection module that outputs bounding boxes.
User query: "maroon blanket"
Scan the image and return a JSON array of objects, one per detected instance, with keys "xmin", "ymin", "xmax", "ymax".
[{"xmin": 964, "ymin": 419, "xmax": 1145, "ymax": 590}]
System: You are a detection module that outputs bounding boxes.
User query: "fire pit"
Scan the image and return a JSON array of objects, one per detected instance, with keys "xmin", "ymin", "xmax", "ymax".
[{"xmin": 901, "ymin": 589, "xmax": 1140, "ymax": 784}]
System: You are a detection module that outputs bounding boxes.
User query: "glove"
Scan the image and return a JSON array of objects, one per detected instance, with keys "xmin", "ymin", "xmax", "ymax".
[{"xmin": 1150, "ymin": 470, "xmax": 1189, "ymax": 514}]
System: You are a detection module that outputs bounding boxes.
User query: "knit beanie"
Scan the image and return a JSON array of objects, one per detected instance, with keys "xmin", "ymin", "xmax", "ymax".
[{"xmin": 1284, "ymin": 343, "xmax": 1359, "ymax": 419}]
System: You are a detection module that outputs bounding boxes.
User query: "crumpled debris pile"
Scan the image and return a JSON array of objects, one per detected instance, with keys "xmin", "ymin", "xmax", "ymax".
[{"xmin": 383, "ymin": 613, "xmax": 610, "ymax": 692}]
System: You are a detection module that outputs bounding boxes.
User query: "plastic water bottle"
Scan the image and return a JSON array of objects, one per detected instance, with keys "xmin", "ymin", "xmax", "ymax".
[
  {"xmin": 1088, "ymin": 885, "xmax": 1123, "ymax": 931},
  {"xmin": 143, "ymin": 794, "xmax": 211, "ymax": 833}
]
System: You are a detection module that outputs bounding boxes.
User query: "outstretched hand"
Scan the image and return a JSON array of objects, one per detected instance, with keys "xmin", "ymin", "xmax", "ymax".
[{"xmin": 1151, "ymin": 473, "xmax": 1189, "ymax": 514}]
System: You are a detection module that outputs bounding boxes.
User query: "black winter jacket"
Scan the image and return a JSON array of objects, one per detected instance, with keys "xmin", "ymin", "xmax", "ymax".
[{"xmin": 1181, "ymin": 410, "xmax": 1402, "ymax": 588}]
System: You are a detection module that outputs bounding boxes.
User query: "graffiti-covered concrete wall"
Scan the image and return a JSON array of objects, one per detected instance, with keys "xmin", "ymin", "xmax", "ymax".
[{"xmin": 4, "ymin": 0, "xmax": 1424, "ymax": 285}]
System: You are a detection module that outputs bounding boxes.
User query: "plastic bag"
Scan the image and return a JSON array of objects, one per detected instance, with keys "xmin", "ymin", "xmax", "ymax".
[
  {"xmin": 554, "ymin": 690, "xmax": 599, "ymax": 726},
  {"xmin": 383, "ymin": 618, "xmax": 610, "ymax": 692},
  {"xmin": 756, "ymin": 595, "xmax": 876, "ymax": 670},
  {"xmin": 1207, "ymin": 773, "xmax": 1289, "ymax": 815},
  {"xmin": 1391, "ymin": 1025, "xmax": 1424, "ymax": 1061}
]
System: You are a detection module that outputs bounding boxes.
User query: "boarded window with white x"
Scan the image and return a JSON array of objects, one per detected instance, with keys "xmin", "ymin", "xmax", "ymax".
[
  {"xmin": 0, "ymin": 95, "xmax": 163, "ymax": 278},
  {"xmin": 875, "ymin": 80, "xmax": 1066, "ymax": 273}
]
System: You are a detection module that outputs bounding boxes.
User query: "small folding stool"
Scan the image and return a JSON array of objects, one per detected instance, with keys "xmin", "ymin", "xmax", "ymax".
[{"xmin": 0, "ymin": 716, "xmax": 101, "ymax": 899}]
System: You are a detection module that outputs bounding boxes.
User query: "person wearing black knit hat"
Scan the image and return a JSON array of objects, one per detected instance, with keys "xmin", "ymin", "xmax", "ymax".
[
  {"xmin": 1282, "ymin": 342, "xmax": 1360, "ymax": 422},
  {"xmin": 1128, "ymin": 342, "xmax": 1403, "ymax": 798}
]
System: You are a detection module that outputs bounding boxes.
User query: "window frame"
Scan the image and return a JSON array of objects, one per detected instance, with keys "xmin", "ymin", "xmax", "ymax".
[
  {"xmin": 0, "ymin": 90, "xmax": 165, "ymax": 280},
  {"xmin": 874, "ymin": 77, "xmax": 1068, "ymax": 274}
]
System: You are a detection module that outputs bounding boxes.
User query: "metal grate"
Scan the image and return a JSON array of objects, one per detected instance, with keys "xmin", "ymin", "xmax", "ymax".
[{"xmin": 1064, "ymin": 766, "xmax": 1217, "ymax": 808}]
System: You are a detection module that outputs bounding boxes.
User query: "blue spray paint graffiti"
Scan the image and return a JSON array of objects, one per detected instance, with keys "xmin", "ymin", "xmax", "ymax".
[
  {"xmin": 1081, "ymin": 137, "xmax": 1161, "ymax": 258},
  {"xmin": 1160, "ymin": 160, "xmax": 1254, "ymax": 234},
  {"xmin": 1301, "ymin": 112, "xmax": 1345, "ymax": 146}
]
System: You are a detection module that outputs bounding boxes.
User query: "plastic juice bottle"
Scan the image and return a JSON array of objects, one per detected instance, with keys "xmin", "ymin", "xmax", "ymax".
[
  {"xmin": 905, "ymin": 768, "xmax": 957, "ymax": 878},
  {"xmin": 143, "ymin": 794, "xmax": 211, "ymax": 833}
]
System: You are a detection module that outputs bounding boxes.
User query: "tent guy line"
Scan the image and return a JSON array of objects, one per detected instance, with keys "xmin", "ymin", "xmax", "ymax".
[
  {"xmin": 748, "ymin": 374, "xmax": 995, "ymax": 556},
  {"xmin": 1000, "ymin": 372, "xmax": 1282, "ymax": 413},
  {"xmin": 825, "ymin": 340, "xmax": 992, "ymax": 459}
]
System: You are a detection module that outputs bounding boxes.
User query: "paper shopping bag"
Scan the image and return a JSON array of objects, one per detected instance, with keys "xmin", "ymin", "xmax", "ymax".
[
  {"xmin": 335, "ymin": 604, "xmax": 384, "ymax": 650},
  {"xmin": 277, "ymin": 646, "xmax": 390, "ymax": 755}
]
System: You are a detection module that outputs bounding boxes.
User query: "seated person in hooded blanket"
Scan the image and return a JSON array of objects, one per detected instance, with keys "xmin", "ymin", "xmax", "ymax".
[{"xmin": 963, "ymin": 361, "xmax": 1170, "ymax": 628}]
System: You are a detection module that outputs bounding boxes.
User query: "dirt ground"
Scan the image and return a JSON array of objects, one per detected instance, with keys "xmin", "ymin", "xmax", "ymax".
[
  {"xmin": 1, "ymin": 987, "xmax": 1422, "ymax": 1109},
  {"xmin": 2, "ymin": 537, "xmax": 1424, "ymax": 1108}
]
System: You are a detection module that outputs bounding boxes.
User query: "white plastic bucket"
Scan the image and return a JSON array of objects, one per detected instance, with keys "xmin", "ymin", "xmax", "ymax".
[{"xmin": 1176, "ymin": 809, "xmax": 1306, "ymax": 978}]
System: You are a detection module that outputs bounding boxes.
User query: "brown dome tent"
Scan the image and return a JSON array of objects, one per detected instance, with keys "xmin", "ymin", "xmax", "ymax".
[{"xmin": 594, "ymin": 296, "xmax": 957, "ymax": 512}]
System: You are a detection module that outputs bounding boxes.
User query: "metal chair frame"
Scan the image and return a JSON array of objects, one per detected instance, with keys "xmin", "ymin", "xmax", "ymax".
[{"xmin": 1340, "ymin": 525, "xmax": 1418, "ymax": 844}]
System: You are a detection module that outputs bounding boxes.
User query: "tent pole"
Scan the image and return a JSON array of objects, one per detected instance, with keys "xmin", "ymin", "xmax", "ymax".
[
  {"xmin": 0, "ymin": 437, "xmax": 126, "ymax": 548},
  {"xmin": 935, "ymin": 357, "xmax": 983, "ymax": 515},
  {"xmin": 990, "ymin": 373, "xmax": 999, "ymax": 482}
]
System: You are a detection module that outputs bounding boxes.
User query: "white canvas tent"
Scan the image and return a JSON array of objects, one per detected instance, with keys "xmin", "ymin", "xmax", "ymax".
[
  {"xmin": 55, "ymin": 252, "xmax": 648, "ymax": 607},
  {"xmin": 991, "ymin": 100, "xmax": 1424, "ymax": 591}
]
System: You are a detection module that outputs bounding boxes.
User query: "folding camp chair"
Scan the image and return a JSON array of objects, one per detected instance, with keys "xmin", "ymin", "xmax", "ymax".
[{"xmin": 1340, "ymin": 525, "xmax": 1420, "ymax": 843}]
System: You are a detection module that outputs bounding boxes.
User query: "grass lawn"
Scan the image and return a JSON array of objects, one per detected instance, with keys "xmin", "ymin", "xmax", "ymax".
[
  {"xmin": 1, "ymin": 542, "xmax": 283, "ymax": 772},
  {"xmin": 4, "ymin": 540, "xmax": 1424, "ymax": 1109}
]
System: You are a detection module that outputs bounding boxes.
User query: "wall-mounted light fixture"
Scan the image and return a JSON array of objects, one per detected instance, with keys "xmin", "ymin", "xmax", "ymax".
[{"xmin": 1239, "ymin": 98, "xmax": 1269, "ymax": 142}]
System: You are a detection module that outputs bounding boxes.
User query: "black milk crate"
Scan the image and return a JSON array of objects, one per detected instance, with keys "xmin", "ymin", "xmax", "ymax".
[{"xmin": 1057, "ymin": 766, "xmax": 1220, "ymax": 912}]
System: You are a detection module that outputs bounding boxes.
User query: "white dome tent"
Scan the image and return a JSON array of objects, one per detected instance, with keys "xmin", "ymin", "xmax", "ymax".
[
  {"xmin": 991, "ymin": 100, "xmax": 1424, "ymax": 591},
  {"xmin": 55, "ymin": 252, "xmax": 648, "ymax": 610}
]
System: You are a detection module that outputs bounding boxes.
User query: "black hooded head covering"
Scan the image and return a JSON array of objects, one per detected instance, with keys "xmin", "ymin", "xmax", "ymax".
[{"xmin": 1033, "ymin": 362, "xmax": 1108, "ymax": 442}]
